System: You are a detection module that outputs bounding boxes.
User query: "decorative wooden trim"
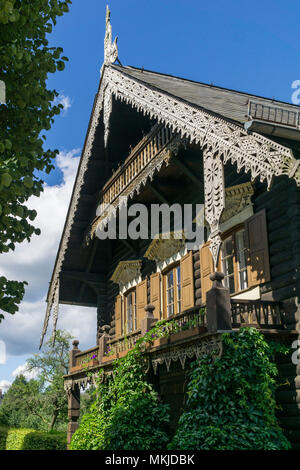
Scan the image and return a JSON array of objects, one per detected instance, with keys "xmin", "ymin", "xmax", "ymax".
[
  {"xmin": 41, "ymin": 62, "xmax": 300, "ymax": 345},
  {"xmin": 110, "ymin": 260, "xmax": 142, "ymax": 290}
]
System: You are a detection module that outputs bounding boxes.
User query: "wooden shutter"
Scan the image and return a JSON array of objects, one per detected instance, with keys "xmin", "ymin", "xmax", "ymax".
[
  {"xmin": 180, "ymin": 251, "xmax": 194, "ymax": 311},
  {"xmin": 200, "ymin": 242, "xmax": 214, "ymax": 303},
  {"xmin": 115, "ymin": 295, "xmax": 122, "ymax": 337},
  {"xmin": 150, "ymin": 273, "xmax": 161, "ymax": 319},
  {"xmin": 136, "ymin": 280, "xmax": 147, "ymax": 329},
  {"xmin": 245, "ymin": 209, "xmax": 271, "ymax": 286}
]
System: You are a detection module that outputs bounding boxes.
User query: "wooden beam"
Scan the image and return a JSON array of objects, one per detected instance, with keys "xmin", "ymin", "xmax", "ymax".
[
  {"xmin": 89, "ymin": 160, "xmax": 115, "ymax": 169},
  {"xmin": 120, "ymin": 238, "xmax": 139, "ymax": 255},
  {"xmin": 77, "ymin": 239, "xmax": 99, "ymax": 302},
  {"xmin": 81, "ymin": 194, "xmax": 98, "ymax": 204},
  {"xmin": 171, "ymin": 155, "xmax": 204, "ymax": 189},
  {"xmin": 61, "ymin": 271, "xmax": 106, "ymax": 283},
  {"xmin": 148, "ymin": 184, "xmax": 169, "ymax": 204}
]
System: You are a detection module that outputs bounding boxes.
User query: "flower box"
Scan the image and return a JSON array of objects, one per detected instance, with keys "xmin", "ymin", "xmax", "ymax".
[
  {"xmin": 101, "ymin": 353, "xmax": 117, "ymax": 363},
  {"xmin": 151, "ymin": 337, "xmax": 169, "ymax": 348},
  {"xmin": 169, "ymin": 326, "xmax": 205, "ymax": 343},
  {"xmin": 69, "ymin": 364, "xmax": 82, "ymax": 372},
  {"xmin": 85, "ymin": 359, "xmax": 99, "ymax": 368}
]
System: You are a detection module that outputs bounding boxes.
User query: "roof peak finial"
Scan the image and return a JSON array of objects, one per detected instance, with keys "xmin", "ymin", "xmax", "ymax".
[{"xmin": 102, "ymin": 5, "xmax": 118, "ymax": 74}]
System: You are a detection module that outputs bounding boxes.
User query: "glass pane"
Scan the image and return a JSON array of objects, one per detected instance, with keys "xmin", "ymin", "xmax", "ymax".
[
  {"xmin": 176, "ymin": 266, "xmax": 181, "ymax": 284},
  {"xmin": 167, "ymin": 271, "xmax": 174, "ymax": 288},
  {"xmin": 239, "ymin": 270, "xmax": 248, "ymax": 290},
  {"xmin": 168, "ymin": 287, "xmax": 174, "ymax": 304},
  {"xmin": 228, "ymin": 275, "xmax": 235, "ymax": 294},
  {"xmin": 224, "ymin": 237, "xmax": 233, "ymax": 256},
  {"xmin": 236, "ymin": 230, "xmax": 245, "ymax": 251}
]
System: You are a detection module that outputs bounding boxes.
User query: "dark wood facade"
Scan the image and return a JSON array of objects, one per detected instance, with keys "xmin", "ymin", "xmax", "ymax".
[{"xmin": 42, "ymin": 60, "xmax": 300, "ymax": 448}]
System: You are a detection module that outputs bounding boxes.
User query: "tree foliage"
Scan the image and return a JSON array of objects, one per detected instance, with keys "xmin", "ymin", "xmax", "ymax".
[
  {"xmin": 169, "ymin": 327, "xmax": 291, "ymax": 450},
  {"xmin": 0, "ymin": 330, "xmax": 72, "ymax": 431},
  {"xmin": 0, "ymin": 0, "xmax": 71, "ymax": 319}
]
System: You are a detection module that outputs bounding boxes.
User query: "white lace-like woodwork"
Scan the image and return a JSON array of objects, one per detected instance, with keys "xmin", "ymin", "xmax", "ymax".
[{"xmin": 40, "ymin": 65, "xmax": 300, "ymax": 346}]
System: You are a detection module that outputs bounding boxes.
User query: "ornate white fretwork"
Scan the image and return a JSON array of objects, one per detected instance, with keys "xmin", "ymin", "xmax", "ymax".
[
  {"xmin": 41, "ymin": 64, "xmax": 300, "ymax": 345},
  {"xmin": 64, "ymin": 372, "xmax": 100, "ymax": 394},
  {"xmin": 92, "ymin": 135, "xmax": 184, "ymax": 238},
  {"xmin": 222, "ymin": 182, "xmax": 254, "ymax": 223},
  {"xmin": 110, "ymin": 260, "xmax": 142, "ymax": 289},
  {"xmin": 151, "ymin": 334, "xmax": 223, "ymax": 374},
  {"xmin": 102, "ymin": 66, "xmax": 300, "ymax": 188},
  {"xmin": 103, "ymin": 86, "xmax": 113, "ymax": 147},
  {"xmin": 144, "ymin": 232, "xmax": 185, "ymax": 263},
  {"xmin": 203, "ymin": 148, "xmax": 225, "ymax": 268},
  {"xmin": 101, "ymin": 6, "xmax": 118, "ymax": 73}
]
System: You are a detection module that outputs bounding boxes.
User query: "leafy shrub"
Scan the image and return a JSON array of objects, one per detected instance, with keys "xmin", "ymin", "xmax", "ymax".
[
  {"xmin": 0, "ymin": 426, "xmax": 66, "ymax": 450},
  {"xmin": 169, "ymin": 327, "xmax": 291, "ymax": 450},
  {"xmin": 71, "ymin": 348, "xmax": 170, "ymax": 450},
  {"xmin": 22, "ymin": 431, "xmax": 66, "ymax": 450}
]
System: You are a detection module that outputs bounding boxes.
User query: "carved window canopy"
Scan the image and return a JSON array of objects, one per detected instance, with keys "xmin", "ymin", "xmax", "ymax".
[
  {"xmin": 144, "ymin": 232, "xmax": 186, "ymax": 266},
  {"xmin": 110, "ymin": 260, "xmax": 142, "ymax": 291},
  {"xmin": 220, "ymin": 182, "xmax": 254, "ymax": 232}
]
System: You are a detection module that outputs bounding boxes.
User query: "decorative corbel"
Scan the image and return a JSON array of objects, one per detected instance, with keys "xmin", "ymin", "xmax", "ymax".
[{"xmin": 203, "ymin": 147, "xmax": 225, "ymax": 269}]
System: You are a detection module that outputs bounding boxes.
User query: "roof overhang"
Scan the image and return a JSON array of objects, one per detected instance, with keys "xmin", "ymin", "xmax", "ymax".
[{"xmin": 40, "ymin": 63, "xmax": 300, "ymax": 347}]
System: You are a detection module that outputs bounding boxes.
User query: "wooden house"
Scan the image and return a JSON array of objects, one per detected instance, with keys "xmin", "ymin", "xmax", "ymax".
[{"xmin": 41, "ymin": 8, "xmax": 300, "ymax": 447}]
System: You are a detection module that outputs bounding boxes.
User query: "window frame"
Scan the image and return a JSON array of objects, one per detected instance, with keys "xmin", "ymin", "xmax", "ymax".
[
  {"xmin": 162, "ymin": 262, "xmax": 181, "ymax": 318},
  {"xmin": 124, "ymin": 287, "xmax": 137, "ymax": 334},
  {"xmin": 220, "ymin": 224, "xmax": 251, "ymax": 295}
]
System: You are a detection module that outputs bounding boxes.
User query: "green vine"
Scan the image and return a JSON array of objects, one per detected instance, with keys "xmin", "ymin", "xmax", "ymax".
[
  {"xmin": 71, "ymin": 323, "xmax": 290, "ymax": 451},
  {"xmin": 169, "ymin": 327, "xmax": 291, "ymax": 450}
]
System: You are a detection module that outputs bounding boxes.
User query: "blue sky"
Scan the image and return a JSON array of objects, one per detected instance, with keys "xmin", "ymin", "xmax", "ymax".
[{"xmin": 1, "ymin": 0, "xmax": 300, "ymax": 390}]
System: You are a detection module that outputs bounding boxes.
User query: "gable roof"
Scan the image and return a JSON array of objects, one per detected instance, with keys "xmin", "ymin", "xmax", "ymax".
[
  {"xmin": 40, "ymin": 63, "xmax": 300, "ymax": 347},
  {"xmin": 112, "ymin": 65, "xmax": 300, "ymax": 127}
]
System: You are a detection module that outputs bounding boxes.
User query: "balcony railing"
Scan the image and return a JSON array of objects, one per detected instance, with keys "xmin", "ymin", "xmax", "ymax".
[
  {"xmin": 230, "ymin": 299, "xmax": 285, "ymax": 328},
  {"xmin": 68, "ymin": 299, "xmax": 286, "ymax": 374},
  {"xmin": 74, "ymin": 346, "xmax": 99, "ymax": 368},
  {"xmin": 105, "ymin": 329, "xmax": 142, "ymax": 356},
  {"xmin": 249, "ymin": 101, "xmax": 300, "ymax": 128},
  {"xmin": 97, "ymin": 124, "xmax": 173, "ymax": 215}
]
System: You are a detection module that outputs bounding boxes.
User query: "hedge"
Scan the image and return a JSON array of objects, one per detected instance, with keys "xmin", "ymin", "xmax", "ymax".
[{"xmin": 0, "ymin": 426, "xmax": 67, "ymax": 450}]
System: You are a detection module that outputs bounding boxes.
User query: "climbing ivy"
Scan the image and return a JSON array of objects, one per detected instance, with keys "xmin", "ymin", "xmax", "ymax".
[
  {"xmin": 169, "ymin": 327, "xmax": 291, "ymax": 450},
  {"xmin": 70, "ymin": 321, "xmax": 172, "ymax": 450},
  {"xmin": 71, "ymin": 323, "xmax": 291, "ymax": 451}
]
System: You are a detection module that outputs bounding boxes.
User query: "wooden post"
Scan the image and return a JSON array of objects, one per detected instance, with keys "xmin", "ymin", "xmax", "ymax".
[
  {"xmin": 67, "ymin": 383, "xmax": 80, "ymax": 449},
  {"xmin": 141, "ymin": 304, "xmax": 157, "ymax": 336},
  {"xmin": 206, "ymin": 272, "xmax": 232, "ymax": 332},
  {"xmin": 67, "ymin": 340, "xmax": 81, "ymax": 448},
  {"xmin": 98, "ymin": 325, "xmax": 110, "ymax": 362},
  {"xmin": 69, "ymin": 340, "xmax": 80, "ymax": 370}
]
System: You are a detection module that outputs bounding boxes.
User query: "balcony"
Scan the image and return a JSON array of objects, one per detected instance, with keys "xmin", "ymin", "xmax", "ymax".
[
  {"xmin": 68, "ymin": 298, "xmax": 286, "ymax": 375},
  {"xmin": 91, "ymin": 123, "xmax": 175, "ymax": 234}
]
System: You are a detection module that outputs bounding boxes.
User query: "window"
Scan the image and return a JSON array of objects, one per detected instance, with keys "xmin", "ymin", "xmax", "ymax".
[
  {"xmin": 221, "ymin": 228, "xmax": 248, "ymax": 294},
  {"xmin": 125, "ymin": 290, "xmax": 136, "ymax": 333},
  {"xmin": 164, "ymin": 264, "xmax": 181, "ymax": 317}
]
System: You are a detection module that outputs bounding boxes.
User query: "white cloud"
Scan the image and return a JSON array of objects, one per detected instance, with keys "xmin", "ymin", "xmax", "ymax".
[
  {"xmin": 54, "ymin": 94, "xmax": 72, "ymax": 115},
  {"xmin": 0, "ymin": 149, "xmax": 96, "ymax": 359},
  {"xmin": 12, "ymin": 363, "xmax": 39, "ymax": 381},
  {"xmin": 0, "ymin": 379, "xmax": 11, "ymax": 392}
]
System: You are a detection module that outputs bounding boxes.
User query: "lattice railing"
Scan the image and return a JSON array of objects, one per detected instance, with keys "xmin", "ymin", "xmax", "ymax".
[
  {"xmin": 105, "ymin": 329, "xmax": 143, "ymax": 356},
  {"xmin": 97, "ymin": 124, "xmax": 173, "ymax": 213},
  {"xmin": 230, "ymin": 299, "xmax": 285, "ymax": 328},
  {"xmin": 70, "ymin": 300, "xmax": 285, "ymax": 373},
  {"xmin": 74, "ymin": 346, "xmax": 99, "ymax": 367},
  {"xmin": 162, "ymin": 307, "xmax": 207, "ymax": 335}
]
